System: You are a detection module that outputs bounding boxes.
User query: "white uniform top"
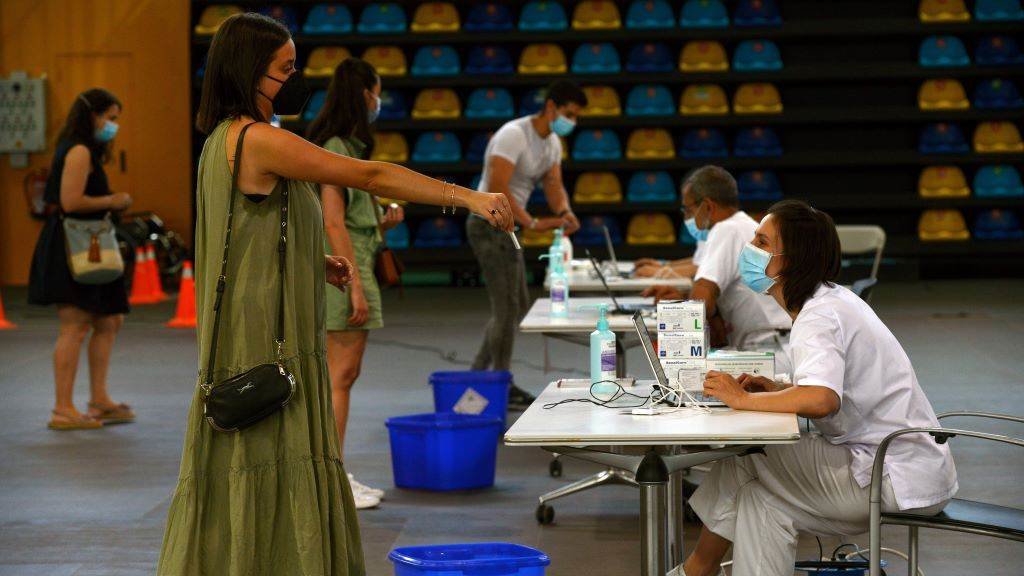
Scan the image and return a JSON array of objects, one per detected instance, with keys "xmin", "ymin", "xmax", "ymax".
[
  {"xmin": 791, "ymin": 283, "xmax": 958, "ymax": 510},
  {"xmin": 691, "ymin": 240, "xmax": 707, "ymax": 266},
  {"xmin": 479, "ymin": 116, "xmax": 562, "ymax": 208},
  {"xmin": 694, "ymin": 211, "xmax": 792, "ymax": 348}
]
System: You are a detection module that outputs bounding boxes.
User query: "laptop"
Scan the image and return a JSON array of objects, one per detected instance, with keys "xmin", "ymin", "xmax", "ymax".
[
  {"xmin": 586, "ymin": 251, "xmax": 656, "ymax": 314},
  {"xmin": 602, "ymin": 225, "xmax": 629, "ymax": 278},
  {"xmin": 632, "ymin": 311, "xmax": 726, "ymax": 407}
]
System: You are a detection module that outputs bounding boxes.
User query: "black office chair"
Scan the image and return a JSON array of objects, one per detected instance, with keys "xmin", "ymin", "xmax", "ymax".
[{"xmin": 869, "ymin": 412, "xmax": 1024, "ymax": 576}]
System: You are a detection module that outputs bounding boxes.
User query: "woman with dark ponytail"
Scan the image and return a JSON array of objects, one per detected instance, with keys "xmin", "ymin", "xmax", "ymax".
[
  {"xmin": 307, "ymin": 58, "xmax": 403, "ymax": 509},
  {"xmin": 29, "ymin": 88, "xmax": 135, "ymax": 430}
]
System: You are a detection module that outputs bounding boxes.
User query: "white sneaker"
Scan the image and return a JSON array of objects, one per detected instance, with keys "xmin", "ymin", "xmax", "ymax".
[
  {"xmin": 352, "ymin": 489, "xmax": 380, "ymax": 510},
  {"xmin": 348, "ymin": 473, "xmax": 385, "ymax": 500}
]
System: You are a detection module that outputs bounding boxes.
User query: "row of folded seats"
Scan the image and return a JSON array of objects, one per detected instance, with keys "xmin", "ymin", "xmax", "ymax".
[
  {"xmin": 919, "ymin": 35, "xmax": 1024, "ymax": 67},
  {"xmin": 918, "ymin": 78, "xmax": 1023, "ymax": 110},
  {"xmin": 920, "ymin": 165, "xmax": 1024, "ymax": 197},
  {"xmin": 920, "ymin": 0, "xmax": 1024, "ymax": 22},
  {"xmin": 195, "ymin": 0, "xmax": 783, "ymax": 37},
  {"xmin": 919, "ymin": 209, "xmax": 1024, "ymax": 240},
  {"xmin": 920, "ymin": 122, "xmax": 1023, "ymax": 153}
]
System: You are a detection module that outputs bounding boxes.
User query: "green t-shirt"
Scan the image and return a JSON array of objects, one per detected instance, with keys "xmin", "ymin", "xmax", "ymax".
[{"xmin": 323, "ymin": 136, "xmax": 383, "ymax": 239}]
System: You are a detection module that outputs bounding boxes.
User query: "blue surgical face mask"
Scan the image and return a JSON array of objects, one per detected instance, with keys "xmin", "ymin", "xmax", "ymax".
[
  {"xmin": 739, "ymin": 243, "xmax": 782, "ymax": 294},
  {"xmin": 684, "ymin": 217, "xmax": 709, "ymax": 242},
  {"xmin": 550, "ymin": 113, "xmax": 575, "ymax": 137},
  {"xmin": 95, "ymin": 120, "xmax": 118, "ymax": 143},
  {"xmin": 367, "ymin": 93, "xmax": 381, "ymax": 124}
]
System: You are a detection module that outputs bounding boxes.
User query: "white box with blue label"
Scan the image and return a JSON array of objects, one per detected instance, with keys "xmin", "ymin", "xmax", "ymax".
[
  {"xmin": 657, "ymin": 331, "xmax": 707, "ymax": 359},
  {"xmin": 705, "ymin": 350, "xmax": 775, "ymax": 378},
  {"xmin": 657, "ymin": 300, "xmax": 706, "ymax": 332},
  {"xmin": 661, "ymin": 358, "xmax": 706, "ymax": 389}
]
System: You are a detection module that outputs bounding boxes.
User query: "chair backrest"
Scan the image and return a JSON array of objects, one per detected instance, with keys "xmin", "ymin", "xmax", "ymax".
[{"xmin": 835, "ymin": 225, "xmax": 886, "ymax": 280}]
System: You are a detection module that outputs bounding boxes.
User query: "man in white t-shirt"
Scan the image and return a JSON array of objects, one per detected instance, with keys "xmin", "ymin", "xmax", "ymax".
[
  {"xmin": 644, "ymin": 166, "xmax": 791, "ymax": 353},
  {"xmin": 467, "ymin": 81, "xmax": 588, "ymax": 409}
]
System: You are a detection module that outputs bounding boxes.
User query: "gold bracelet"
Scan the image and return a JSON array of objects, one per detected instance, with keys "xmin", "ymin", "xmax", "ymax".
[
  {"xmin": 441, "ymin": 182, "xmax": 449, "ymax": 215},
  {"xmin": 449, "ymin": 183, "xmax": 457, "ymax": 214}
]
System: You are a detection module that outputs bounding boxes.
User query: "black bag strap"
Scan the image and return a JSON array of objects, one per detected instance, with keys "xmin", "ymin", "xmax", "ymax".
[{"xmin": 202, "ymin": 122, "xmax": 288, "ymax": 394}]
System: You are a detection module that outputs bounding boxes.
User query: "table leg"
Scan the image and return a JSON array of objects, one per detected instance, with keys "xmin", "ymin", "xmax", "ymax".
[
  {"xmin": 615, "ymin": 336, "xmax": 626, "ymax": 377},
  {"xmin": 638, "ymin": 453, "xmax": 669, "ymax": 576},
  {"xmin": 667, "ymin": 470, "xmax": 686, "ymax": 568}
]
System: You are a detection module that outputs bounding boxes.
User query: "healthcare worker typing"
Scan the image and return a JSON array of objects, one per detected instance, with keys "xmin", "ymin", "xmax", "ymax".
[{"xmin": 674, "ymin": 200, "xmax": 958, "ymax": 576}]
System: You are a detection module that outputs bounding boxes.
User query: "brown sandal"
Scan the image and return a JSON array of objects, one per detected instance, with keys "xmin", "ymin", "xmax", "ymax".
[
  {"xmin": 48, "ymin": 410, "xmax": 103, "ymax": 430},
  {"xmin": 87, "ymin": 402, "xmax": 136, "ymax": 425}
]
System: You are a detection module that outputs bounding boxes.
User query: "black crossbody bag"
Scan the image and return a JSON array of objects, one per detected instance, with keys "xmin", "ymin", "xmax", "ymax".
[{"xmin": 202, "ymin": 122, "xmax": 296, "ymax": 432}]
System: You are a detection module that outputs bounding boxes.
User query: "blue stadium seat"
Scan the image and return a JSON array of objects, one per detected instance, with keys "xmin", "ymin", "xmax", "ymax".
[
  {"xmin": 414, "ymin": 217, "xmax": 462, "ymax": 247},
  {"xmin": 976, "ymin": 35, "xmax": 1024, "ymax": 65},
  {"xmin": 734, "ymin": 0, "xmax": 782, "ymax": 26},
  {"xmin": 379, "ymin": 90, "xmax": 408, "ymax": 120},
  {"xmin": 974, "ymin": 78, "xmax": 1023, "ymax": 109},
  {"xmin": 528, "ymin": 185, "xmax": 547, "ymax": 206},
  {"xmin": 259, "ymin": 5, "xmax": 299, "ymax": 34},
  {"xmin": 385, "ymin": 221, "xmax": 410, "ymax": 249},
  {"xmin": 974, "ymin": 209, "xmax": 1024, "ymax": 239},
  {"xmin": 626, "ymin": 0, "xmax": 675, "ymax": 29},
  {"xmin": 919, "ymin": 36, "xmax": 971, "ymax": 67},
  {"xmin": 681, "ymin": 128, "xmax": 728, "ymax": 158},
  {"xmin": 357, "ymin": 3, "xmax": 407, "ymax": 33},
  {"xmin": 626, "ymin": 85, "xmax": 674, "ymax": 116},
  {"xmin": 974, "ymin": 165, "xmax": 1024, "ymax": 197},
  {"xmin": 466, "ymin": 132, "xmax": 492, "ymax": 163},
  {"xmin": 573, "ymin": 130, "xmax": 622, "ymax": 160},
  {"xmin": 303, "ymin": 4, "xmax": 354, "ymax": 34},
  {"xmin": 411, "ymin": 46, "xmax": 460, "ymax": 76},
  {"xmin": 627, "ymin": 171, "xmax": 676, "ymax": 203},
  {"xmin": 919, "ymin": 123, "xmax": 969, "ymax": 153},
  {"xmin": 737, "ymin": 170, "xmax": 783, "ymax": 200},
  {"xmin": 680, "ymin": 0, "xmax": 729, "ymax": 28},
  {"xmin": 975, "ymin": 0, "xmax": 1024, "ymax": 21},
  {"xmin": 519, "ymin": 1, "xmax": 568, "ymax": 31},
  {"xmin": 464, "ymin": 45, "xmax": 514, "ymax": 75},
  {"xmin": 626, "ymin": 43, "xmax": 674, "ymax": 72},
  {"xmin": 464, "ymin": 3, "xmax": 514, "ymax": 32},
  {"xmin": 574, "ymin": 215, "xmax": 622, "ymax": 246},
  {"xmin": 735, "ymin": 127, "xmax": 783, "ymax": 157},
  {"xmin": 733, "ymin": 40, "xmax": 783, "ymax": 71},
  {"xmin": 465, "ymin": 88, "xmax": 514, "ymax": 119},
  {"xmin": 520, "ymin": 89, "xmax": 547, "ymax": 116},
  {"xmin": 303, "ymin": 90, "xmax": 327, "ymax": 122},
  {"xmin": 572, "ymin": 43, "xmax": 621, "ymax": 74},
  {"xmin": 412, "ymin": 132, "xmax": 462, "ymax": 163}
]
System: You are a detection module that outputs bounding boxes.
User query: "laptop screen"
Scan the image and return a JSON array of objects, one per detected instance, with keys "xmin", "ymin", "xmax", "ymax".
[
  {"xmin": 632, "ymin": 311, "xmax": 668, "ymax": 387},
  {"xmin": 586, "ymin": 251, "xmax": 623, "ymax": 311},
  {"xmin": 602, "ymin": 225, "xmax": 618, "ymax": 270}
]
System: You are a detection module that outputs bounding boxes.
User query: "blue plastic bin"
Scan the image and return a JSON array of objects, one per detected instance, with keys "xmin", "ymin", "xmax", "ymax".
[
  {"xmin": 386, "ymin": 413, "xmax": 503, "ymax": 491},
  {"xmin": 390, "ymin": 543, "xmax": 550, "ymax": 576},
  {"xmin": 430, "ymin": 370, "xmax": 511, "ymax": 424}
]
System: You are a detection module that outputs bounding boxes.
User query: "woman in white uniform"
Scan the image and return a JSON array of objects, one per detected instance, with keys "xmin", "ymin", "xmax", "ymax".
[{"xmin": 676, "ymin": 200, "xmax": 958, "ymax": 576}]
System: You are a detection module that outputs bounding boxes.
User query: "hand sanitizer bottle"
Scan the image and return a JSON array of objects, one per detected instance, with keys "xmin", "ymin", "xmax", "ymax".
[
  {"xmin": 590, "ymin": 304, "xmax": 617, "ymax": 398},
  {"xmin": 559, "ymin": 227, "xmax": 573, "ymax": 268},
  {"xmin": 540, "ymin": 246, "xmax": 569, "ymax": 318}
]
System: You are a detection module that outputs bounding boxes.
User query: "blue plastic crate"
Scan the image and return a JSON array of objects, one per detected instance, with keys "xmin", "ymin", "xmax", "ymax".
[
  {"xmin": 389, "ymin": 543, "xmax": 550, "ymax": 576},
  {"xmin": 386, "ymin": 413, "xmax": 503, "ymax": 491},
  {"xmin": 430, "ymin": 370, "xmax": 511, "ymax": 424}
]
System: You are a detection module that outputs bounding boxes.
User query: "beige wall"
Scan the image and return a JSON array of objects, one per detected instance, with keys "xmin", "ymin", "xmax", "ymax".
[{"xmin": 0, "ymin": 0, "xmax": 192, "ymax": 285}]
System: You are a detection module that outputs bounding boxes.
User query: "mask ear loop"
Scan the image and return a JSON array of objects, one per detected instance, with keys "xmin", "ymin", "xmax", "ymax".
[{"xmin": 78, "ymin": 94, "xmax": 93, "ymax": 110}]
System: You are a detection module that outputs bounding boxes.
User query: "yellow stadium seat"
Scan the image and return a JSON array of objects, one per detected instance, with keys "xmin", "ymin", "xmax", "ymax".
[
  {"xmin": 195, "ymin": 5, "xmax": 242, "ymax": 35},
  {"xmin": 304, "ymin": 46, "xmax": 352, "ymax": 77},
  {"xmin": 370, "ymin": 132, "xmax": 408, "ymax": 162},
  {"xmin": 572, "ymin": 1, "xmax": 622, "ymax": 30},
  {"xmin": 521, "ymin": 228, "xmax": 555, "ymax": 247},
  {"xmin": 733, "ymin": 83, "xmax": 783, "ymax": 114},
  {"xmin": 918, "ymin": 166, "xmax": 970, "ymax": 197},
  {"xmin": 518, "ymin": 44, "xmax": 567, "ymax": 74},
  {"xmin": 412, "ymin": 89, "xmax": 461, "ymax": 119},
  {"xmin": 918, "ymin": 209, "xmax": 970, "ymax": 240},
  {"xmin": 627, "ymin": 212, "xmax": 676, "ymax": 245},
  {"xmin": 580, "ymin": 86, "xmax": 622, "ymax": 117},
  {"xmin": 679, "ymin": 41, "xmax": 729, "ymax": 72},
  {"xmin": 973, "ymin": 121, "xmax": 1024, "ymax": 153},
  {"xmin": 918, "ymin": 79, "xmax": 969, "ymax": 110},
  {"xmin": 627, "ymin": 129, "xmax": 675, "ymax": 160},
  {"xmin": 362, "ymin": 46, "xmax": 407, "ymax": 77},
  {"xmin": 411, "ymin": 2, "xmax": 460, "ymax": 32},
  {"xmin": 680, "ymin": 84, "xmax": 729, "ymax": 115},
  {"xmin": 574, "ymin": 172, "xmax": 623, "ymax": 204},
  {"xmin": 919, "ymin": 0, "xmax": 970, "ymax": 22}
]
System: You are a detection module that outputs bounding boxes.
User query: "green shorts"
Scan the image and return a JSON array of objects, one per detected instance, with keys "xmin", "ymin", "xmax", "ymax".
[{"xmin": 325, "ymin": 229, "xmax": 383, "ymax": 331}]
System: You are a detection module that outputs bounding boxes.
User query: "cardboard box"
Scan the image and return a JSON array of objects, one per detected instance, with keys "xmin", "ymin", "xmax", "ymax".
[
  {"xmin": 661, "ymin": 358, "xmax": 706, "ymax": 389},
  {"xmin": 657, "ymin": 300, "xmax": 705, "ymax": 332},
  {"xmin": 705, "ymin": 350, "xmax": 775, "ymax": 378},
  {"xmin": 658, "ymin": 331, "xmax": 707, "ymax": 359}
]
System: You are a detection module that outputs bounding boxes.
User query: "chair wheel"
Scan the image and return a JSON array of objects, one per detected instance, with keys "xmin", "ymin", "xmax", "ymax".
[
  {"xmin": 536, "ymin": 504, "xmax": 555, "ymax": 525},
  {"xmin": 549, "ymin": 459, "xmax": 562, "ymax": 477}
]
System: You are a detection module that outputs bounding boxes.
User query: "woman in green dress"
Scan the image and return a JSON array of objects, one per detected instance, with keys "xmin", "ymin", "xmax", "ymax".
[
  {"xmin": 157, "ymin": 13, "xmax": 512, "ymax": 576},
  {"xmin": 306, "ymin": 58, "xmax": 401, "ymax": 510}
]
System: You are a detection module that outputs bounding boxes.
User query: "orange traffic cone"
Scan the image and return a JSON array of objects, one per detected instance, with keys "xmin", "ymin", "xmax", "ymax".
[
  {"xmin": 128, "ymin": 246, "xmax": 157, "ymax": 305},
  {"xmin": 146, "ymin": 244, "xmax": 168, "ymax": 302},
  {"xmin": 166, "ymin": 261, "xmax": 196, "ymax": 328},
  {"xmin": 0, "ymin": 290, "xmax": 16, "ymax": 330}
]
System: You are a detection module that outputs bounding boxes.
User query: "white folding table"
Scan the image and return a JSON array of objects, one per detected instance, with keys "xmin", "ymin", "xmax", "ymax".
[
  {"xmin": 506, "ymin": 381, "xmax": 800, "ymax": 576},
  {"xmin": 545, "ymin": 260, "xmax": 693, "ymax": 293}
]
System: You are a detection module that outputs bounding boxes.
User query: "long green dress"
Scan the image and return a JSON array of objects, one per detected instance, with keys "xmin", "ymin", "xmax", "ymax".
[{"xmin": 157, "ymin": 119, "xmax": 364, "ymax": 575}]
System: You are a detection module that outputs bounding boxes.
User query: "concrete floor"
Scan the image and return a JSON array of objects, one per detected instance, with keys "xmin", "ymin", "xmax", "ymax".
[{"xmin": 0, "ymin": 280, "xmax": 1022, "ymax": 576}]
